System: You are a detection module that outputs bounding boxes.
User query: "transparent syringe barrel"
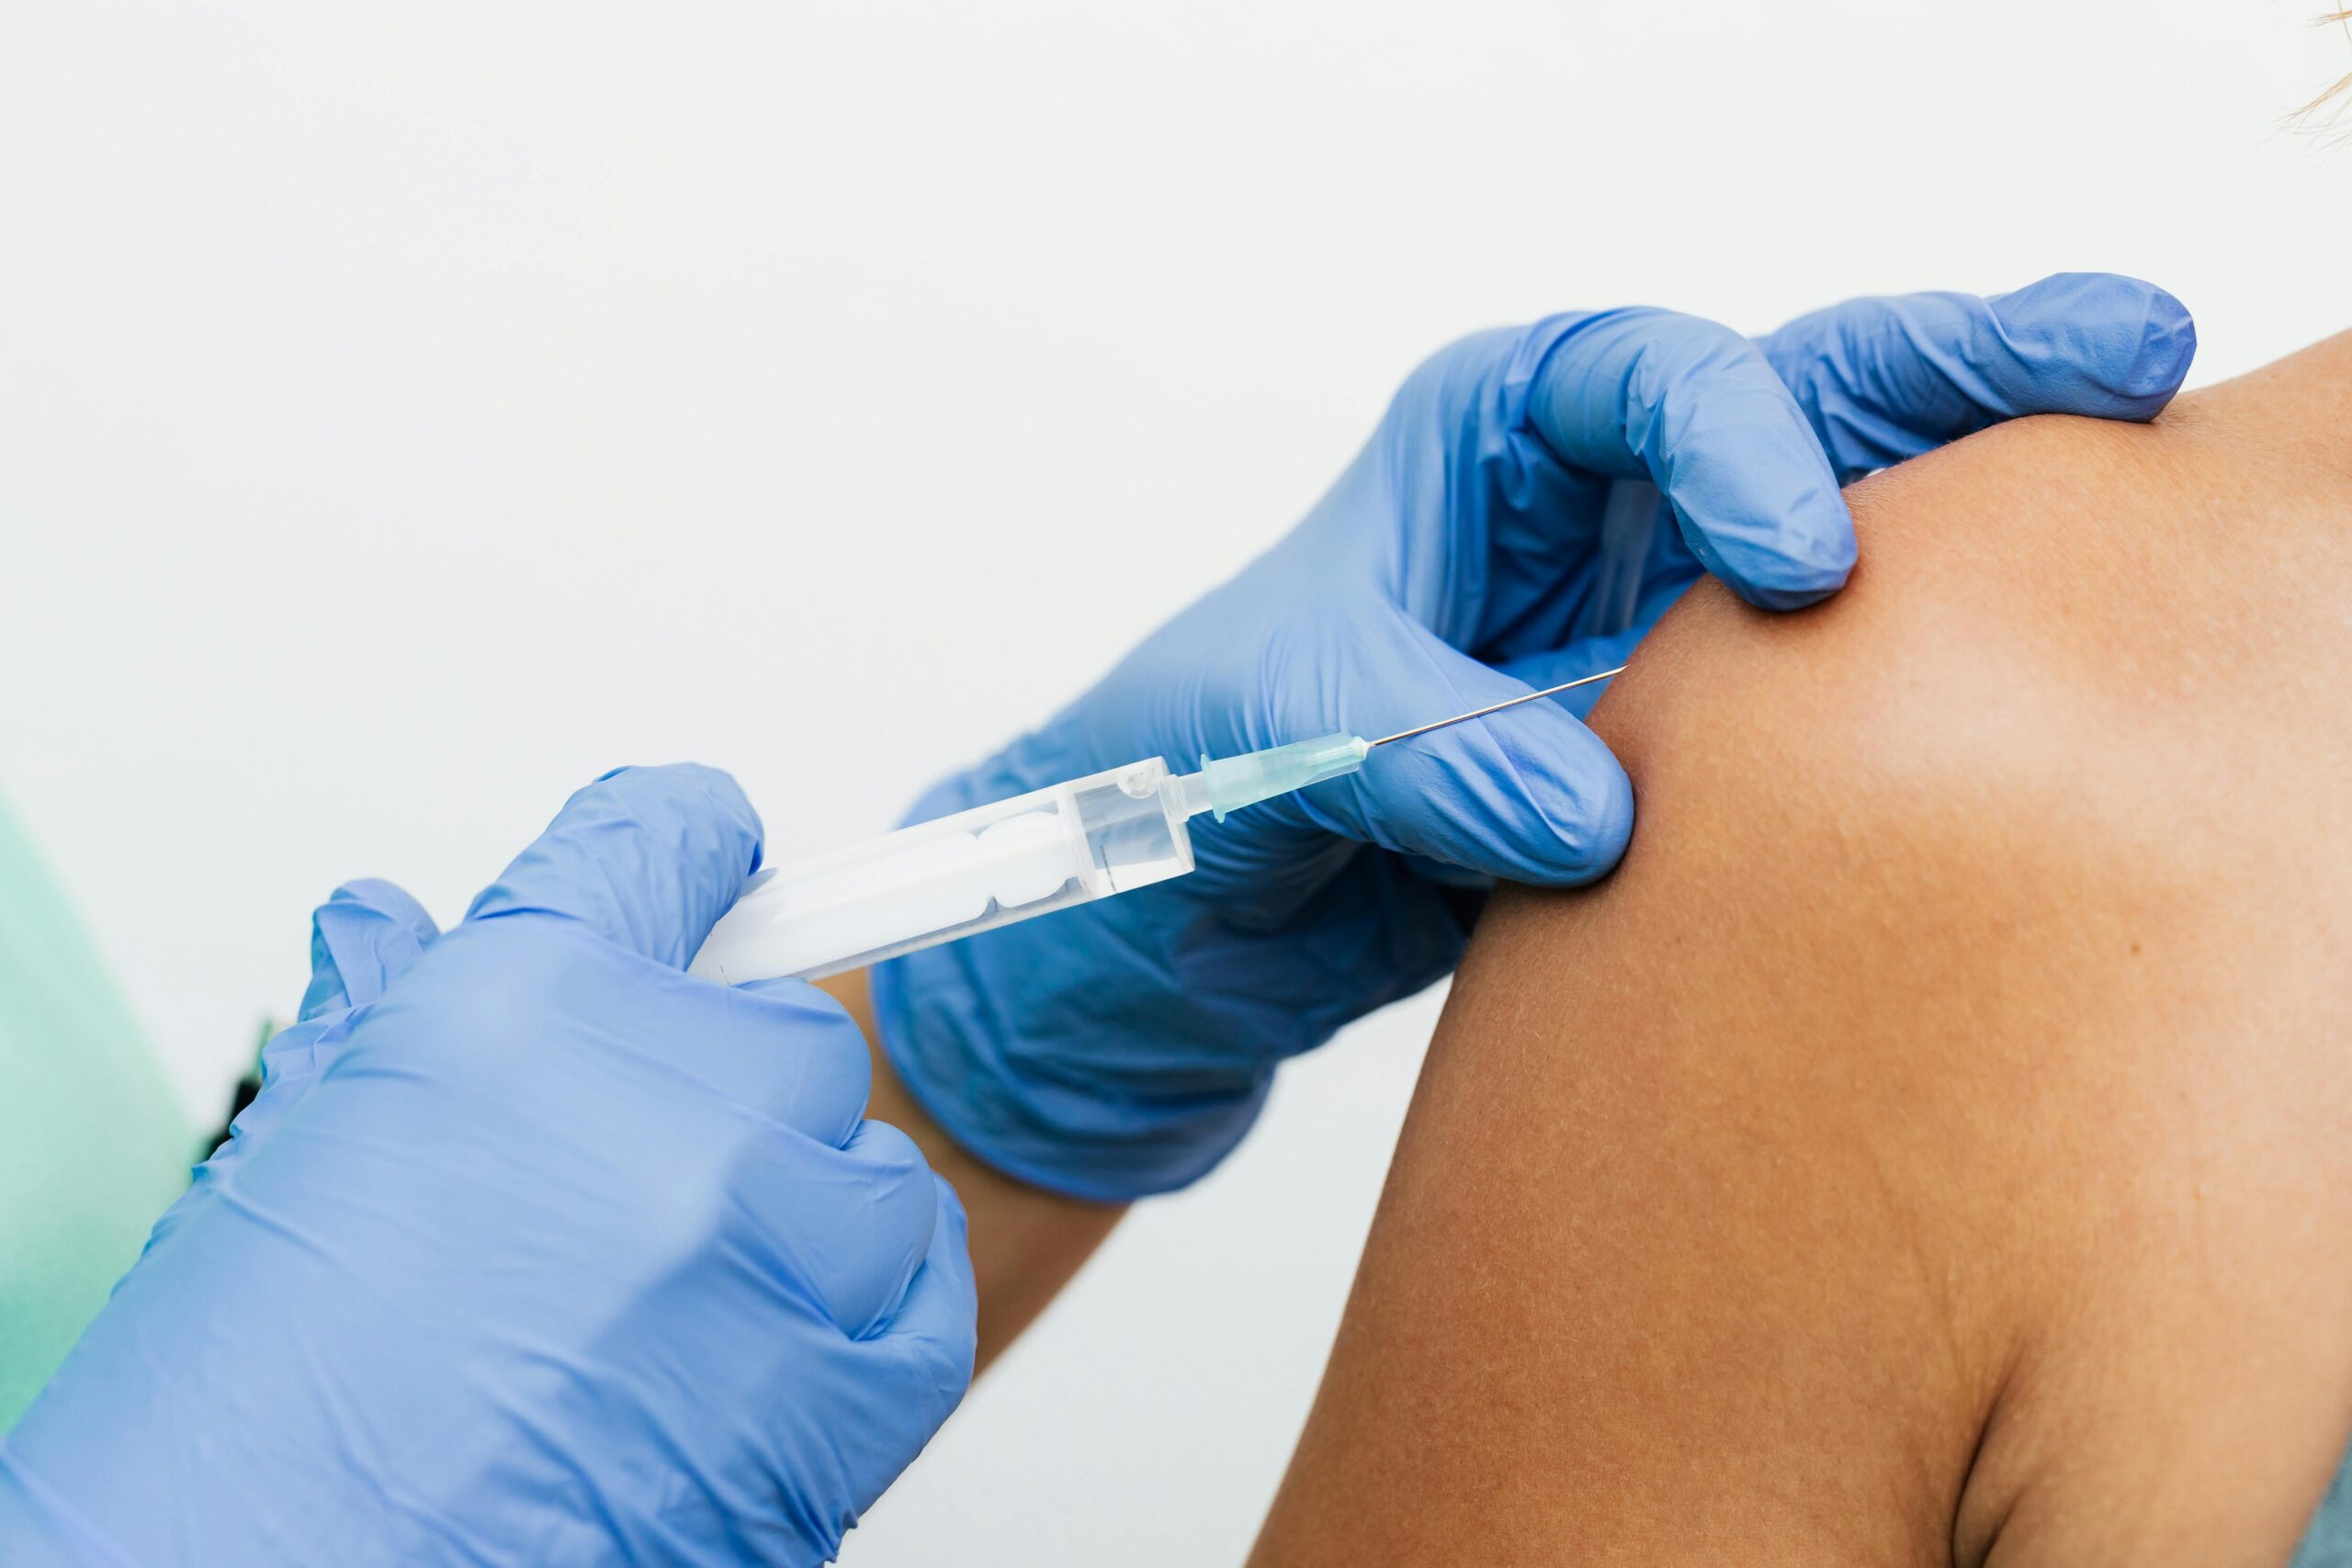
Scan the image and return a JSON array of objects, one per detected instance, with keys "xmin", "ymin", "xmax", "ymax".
[{"xmin": 689, "ymin": 757, "xmax": 1197, "ymax": 986}]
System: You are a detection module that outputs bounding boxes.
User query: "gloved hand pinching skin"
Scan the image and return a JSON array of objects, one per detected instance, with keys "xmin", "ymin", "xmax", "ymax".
[
  {"xmin": 874, "ymin": 273, "xmax": 2197, "ymax": 1201},
  {"xmin": 0, "ymin": 765, "xmax": 976, "ymax": 1568}
]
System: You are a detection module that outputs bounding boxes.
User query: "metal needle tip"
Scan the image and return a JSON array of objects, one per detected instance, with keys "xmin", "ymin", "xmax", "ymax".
[{"xmin": 1364, "ymin": 664, "xmax": 1629, "ymax": 750}]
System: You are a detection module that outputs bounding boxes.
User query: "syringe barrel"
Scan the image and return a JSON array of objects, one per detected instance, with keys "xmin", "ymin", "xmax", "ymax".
[{"xmin": 689, "ymin": 757, "xmax": 1196, "ymax": 987}]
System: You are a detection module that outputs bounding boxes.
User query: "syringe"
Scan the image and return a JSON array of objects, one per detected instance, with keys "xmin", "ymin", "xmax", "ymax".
[{"xmin": 688, "ymin": 666, "xmax": 1625, "ymax": 987}]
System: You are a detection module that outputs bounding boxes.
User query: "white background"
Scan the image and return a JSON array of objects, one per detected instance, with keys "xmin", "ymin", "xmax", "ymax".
[{"xmin": 2, "ymin": 2, "xmax": 2345, "ymax": 1561}]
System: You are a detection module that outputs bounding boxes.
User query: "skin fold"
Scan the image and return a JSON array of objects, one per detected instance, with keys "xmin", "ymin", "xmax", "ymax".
[{"xmin": 1248, "ymin": 332, "xmax": 2352, "ymax": 1566}]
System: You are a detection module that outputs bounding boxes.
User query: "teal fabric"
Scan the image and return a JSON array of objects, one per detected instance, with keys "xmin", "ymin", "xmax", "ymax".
[
  {"xmin": 2295, "ymin": 1457, "xmax": 2352, "ymax": 1565},
  {"xmin": 0, "ymin": 791, "xmax": 192, "ymax": 1428}
]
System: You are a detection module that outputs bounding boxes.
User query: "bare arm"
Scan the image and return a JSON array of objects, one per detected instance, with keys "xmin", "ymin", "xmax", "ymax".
[{"xmin": 1253, "ymin": 337, "xmax": 2352, "ymax": 1566}]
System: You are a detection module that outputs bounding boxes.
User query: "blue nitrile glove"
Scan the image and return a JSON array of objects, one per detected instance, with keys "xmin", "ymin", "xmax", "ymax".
[
  {"xmin": 874, "ymin": 273, "xmax": 2196, "ymax": 1201},
  {"xmin": 0, "ymin": 765, "xmax": 975, "ymax": 1568}
]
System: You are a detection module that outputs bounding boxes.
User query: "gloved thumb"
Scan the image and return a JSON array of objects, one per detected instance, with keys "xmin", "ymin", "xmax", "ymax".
[
  {"xmin": 183, "ymin": 880, "xmax": 441, "ymax": 1212},
  {"xmin": 1290, "ymin": 607, "xmax": 1634, "ymax": 888},
  {"xmin": 466, "ymin": 763, "xmax": 762, "ymax": 971},
  {"xmin": 298, "ymin": 878, "xmax": 440, "ymax": 1021}
]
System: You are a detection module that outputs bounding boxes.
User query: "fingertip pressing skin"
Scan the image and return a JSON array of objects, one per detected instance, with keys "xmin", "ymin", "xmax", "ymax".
[
  {"xmin": 1983, "ymin": 273, "xmax": 2197, "ymax": 418},
  {"xmin": 1324, "ymin": 619, "xmax": 1636, "ymax": 886},
  {"xmin": 1524, "ymin": 309, "xmax": 1856, "ymax": 612},
  {"xmin": 1357, "ymin": 716, "xmax": 1634, "ymax": 888},
  {"xmin": 1648, "ymin": 401, "xmax": 1854, "ymax": 610}
]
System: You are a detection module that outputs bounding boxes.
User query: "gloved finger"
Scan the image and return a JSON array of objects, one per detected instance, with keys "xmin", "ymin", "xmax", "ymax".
[
  {"xmin": 1391, "ymin": 631, "xmax": 1673, "ymax": 896},
  {"xmin": 466, "ymin": 763, "xmax": 763, "ymax": 969},
  {"xmin": 824, "ymin": 1179, "xmax": 977, "ymax": 1525},
  {"xmin": 872, "ymin": 1176, "xmax": 978, "ymax": 1382},
  {"xmin": 299, "ymin": 878, "xmax": 439, "ymax": 1021},
  {"xmin": 1397, "ymin": 635, "xmax": 1646, "ymax": 897},
  {"xmin": 740, "ymin": 1118, "xmax": 937, "ymax": 1339},
  {"xmin": 1758, "ymin": 273, "xmax": 2197, "ymax": 481},
  {"xmin": 202, "ymin": 879, "xmax": 444, "ymax": 1182},
  {"xmin": 1286, "ymin": 606, "xmax": 1633, "ymax": 887},
  {"xmin": 1523, "ymin": 308, "xmax": 1853, "ymax": 612},
  {"xmin": 182, "ymin": 884, "xmax": 437, "ymax": 1203},
  {"xmin": 686, "ymin": 975, "xmax": 874, "ymax": 1148}
]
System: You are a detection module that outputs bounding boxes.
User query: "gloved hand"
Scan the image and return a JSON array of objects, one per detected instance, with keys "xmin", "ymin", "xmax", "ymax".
[
  {"xmin": 0, "ymin": 766, "xmax": 974, "ymax": 1568},
  {"xmin": 874, "ymin": 273, "xmax": 2196, "ymax": 1201}
]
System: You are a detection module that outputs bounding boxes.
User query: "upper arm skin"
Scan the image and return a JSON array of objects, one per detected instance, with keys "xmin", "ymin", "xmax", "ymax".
[{"xmin": 1251, "ymin": 336, "xmax": 2352, "ymax": 1567}]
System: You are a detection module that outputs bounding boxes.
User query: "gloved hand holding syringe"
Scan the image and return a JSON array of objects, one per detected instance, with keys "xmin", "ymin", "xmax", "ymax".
[
  {"xmin": 692, "ymin": 666, "xmax": 1625, "ymax": 986},
  {"xmin": 709, "ymin": 278, "xmax": 2199, "ymax": 1207}
]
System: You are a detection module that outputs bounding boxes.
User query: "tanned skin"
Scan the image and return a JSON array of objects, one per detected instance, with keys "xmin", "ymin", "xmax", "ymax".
[{"xmin": 1249, "ymin": 333, "xmax": 2352, "ymax": 1567}]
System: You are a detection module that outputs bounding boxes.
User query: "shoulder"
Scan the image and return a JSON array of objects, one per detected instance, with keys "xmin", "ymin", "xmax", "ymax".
[
  {"xmin": 1261, "ymin": 349, "xmax": 2352, "ymax": 1567},
  {"xmin": 1468, "ymin": 372, "xmax": 2352, "ymax": 1562},
  {"xmin": 1586, "ymin": 369, "xmax": 2352, "ymax": 922}
]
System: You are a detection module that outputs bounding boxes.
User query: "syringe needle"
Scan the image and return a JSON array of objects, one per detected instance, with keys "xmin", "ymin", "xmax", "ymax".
[{"xmin": 1363, "ymin": 664, "xmax": 1628, "ymax": 750}]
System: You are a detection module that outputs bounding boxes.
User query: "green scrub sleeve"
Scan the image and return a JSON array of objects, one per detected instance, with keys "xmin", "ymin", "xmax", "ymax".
[{"xmin": 0, "ymin": 790, "xmax": 194, "ymax": 1429}]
